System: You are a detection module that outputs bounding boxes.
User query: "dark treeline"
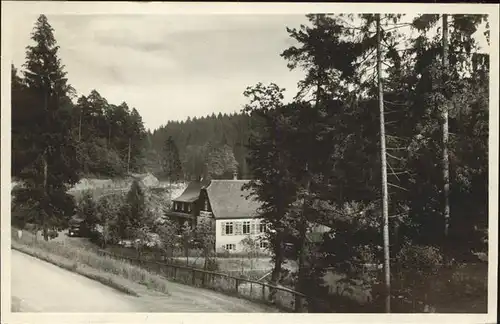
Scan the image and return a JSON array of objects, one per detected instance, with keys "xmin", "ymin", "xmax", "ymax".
[
  {"xmin": 150, "ymin": 113, "xmax": 253, "ymax": 180},
  {"xmin": 13, "ymin": 74, "xmax": 147, "ymax": 179}
]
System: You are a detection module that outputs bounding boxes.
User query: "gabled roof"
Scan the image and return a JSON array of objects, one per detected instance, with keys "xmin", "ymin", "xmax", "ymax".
[
  {"xmin": 173, "ymin": 179, "xmax": 210, "ymax": 203},
  {"xmin": 204, "ymin": 180, "xmax": 261, "ymax": 219},
  {"xmin": 69, "ymin": 215, "xmax": 85, "ymax": 224}
]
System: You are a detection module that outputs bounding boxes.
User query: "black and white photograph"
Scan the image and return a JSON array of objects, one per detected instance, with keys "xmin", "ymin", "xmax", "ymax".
[{"xmin": 1, "ymin": 2, "xmax": 498, "ymax": 323}]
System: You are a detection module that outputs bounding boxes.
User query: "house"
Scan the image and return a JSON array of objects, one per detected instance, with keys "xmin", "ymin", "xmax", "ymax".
[
  {"xmin": 166, "ymin": 179, "xmax": 210, "ymax": 228},
  {"xmin": 199, "ymin": 179, "xmax": 268, "ymax": 253},
  {"xmin": 166, "ymin": 175, "xmax": 268, "ymax": 253},
  {"xmin": 167, "ymin": 174, "xmax": 332, "ymax": 254}
]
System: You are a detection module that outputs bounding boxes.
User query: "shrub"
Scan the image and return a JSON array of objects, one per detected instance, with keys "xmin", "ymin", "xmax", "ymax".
[
  {"xmin": 205, "ymin": 258, "xmax": 220, "ymax": 271},
  {"xmin": 391, "ymin": 243, "xmax": 444, "ymax": 312}
]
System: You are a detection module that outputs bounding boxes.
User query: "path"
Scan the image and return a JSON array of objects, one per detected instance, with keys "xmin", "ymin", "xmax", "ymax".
[{"xmin": 11, "ymin": 250, "xmax": 277, "ymax": 312}]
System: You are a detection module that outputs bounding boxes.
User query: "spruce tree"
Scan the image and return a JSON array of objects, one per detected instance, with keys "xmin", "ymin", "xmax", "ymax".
[
  {"xmin": 162, "ymin": 136, "xmax": 183, "ymax": 182},
  {"xmin": 13, "ymin": 14, "xmax": 80, "ymax": 240}
]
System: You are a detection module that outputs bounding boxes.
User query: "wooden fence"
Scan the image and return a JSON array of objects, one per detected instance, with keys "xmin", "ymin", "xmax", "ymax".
[{"xmin": 96, "ymin": 249, "xmax": 308, "ymax": 312}]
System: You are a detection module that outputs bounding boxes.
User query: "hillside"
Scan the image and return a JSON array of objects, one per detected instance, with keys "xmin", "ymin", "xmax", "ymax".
[{"xmin": 149, "ymin": 112, "xmax": 254, "ymax": 180}]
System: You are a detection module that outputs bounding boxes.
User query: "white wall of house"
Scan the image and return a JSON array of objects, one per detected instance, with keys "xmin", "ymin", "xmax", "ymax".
[{"xmin": 215, "ymin": 218, "xmax": 269, "ymax": 253}]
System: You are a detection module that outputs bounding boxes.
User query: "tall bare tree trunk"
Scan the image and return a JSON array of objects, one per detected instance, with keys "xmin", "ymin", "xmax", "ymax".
[
  {"xmin": 42, "ymin": 86, "xmax": 50, "ymax": 242},
  {"xmin": 269, "ymin": 233, "xmax": 284, "ymax": 303},
  {"xmin": 442, "ymin": 14, "xmax": 451, "ymax": 239},
  {"xmin": 377, "ymin": 14, "xmax": 391, "ymax": 313},
  {"xmin": 269, "ymin": 125, "xmax": 286, "ymax": 304},
  {"xmin": 295, "ymin": 162, "xmax": 311, "ymax": 313},
  {"xmin": 42, "ymin": 151, "xmax": 49, "ymax": 241}
]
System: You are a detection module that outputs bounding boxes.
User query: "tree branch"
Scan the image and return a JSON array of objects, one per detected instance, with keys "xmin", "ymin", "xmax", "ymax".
[
  {"xmin": 387, "ymin": 161, "xmax": 401, "ymax": 182},
  {"xmin": 386, "ymin": 152, "xmax": 405, "ymax": 161},
  {"xmin": 387, "ymin": 182, "xmax": 409, "ymax": 191},
  {"xmin": 384, "ymin": 100, "xmax": 409, "ymax": 106}
]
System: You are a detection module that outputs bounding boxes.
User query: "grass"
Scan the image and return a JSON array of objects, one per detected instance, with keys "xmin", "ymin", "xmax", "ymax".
[
  {"xmin": 12, "ymin": 229, "xmax": 171, "ymax": 297},
  {"xmin": 103, "ymin": 245, "xmax": 276, "ymax": 277},
  {"xmin": 12, "ymin": 243, "xmax": 140, "ymax": 297},
  {"xmin": 432, "ymin": 262, "xmax": 488, "ymax": 313},
  {"xmin": 97, "ymin": 245, "xmax": 298, "ymax": 311}
]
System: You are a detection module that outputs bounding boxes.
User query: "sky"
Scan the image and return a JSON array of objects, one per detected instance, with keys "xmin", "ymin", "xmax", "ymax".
[
  {"xmin": 11, "ymin": 14, "xmax": 308, "ymax": 131},
  {"xmin": 10, "ymin": 13, "xmax": 490, "ymax": 131}
]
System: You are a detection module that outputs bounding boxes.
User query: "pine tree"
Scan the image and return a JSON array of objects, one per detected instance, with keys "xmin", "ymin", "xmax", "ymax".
[
  {"xmin": 162, "ymin": 136, "xmax": 183, "ymax": 182},
  {"xmin": 13, "ymin": 14, "xmax": 80, "ymax": 240}
]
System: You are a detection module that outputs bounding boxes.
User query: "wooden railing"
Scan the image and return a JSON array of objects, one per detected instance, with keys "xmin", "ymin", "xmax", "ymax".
[{"xmin": 95, "ymin": 249, "xmax": 308, "ymax": 312}]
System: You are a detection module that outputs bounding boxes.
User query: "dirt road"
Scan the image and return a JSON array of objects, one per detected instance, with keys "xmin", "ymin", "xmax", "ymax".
[{"xmin": 11, "ymin": 250, "xmax": 276, "ymax": 312}]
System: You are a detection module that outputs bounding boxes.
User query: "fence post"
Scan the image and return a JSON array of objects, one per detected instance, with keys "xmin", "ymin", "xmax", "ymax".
[
  {"xmin": 235, "ymin": 278, "xmax": 239, "ymax": 293},
  {"xmin": 262, "ymin": 284, "xmax": 266, "ymax": 301},
  {"xmin": 192, "ymin": 269, "xmax": 196, "ymax": 286}
]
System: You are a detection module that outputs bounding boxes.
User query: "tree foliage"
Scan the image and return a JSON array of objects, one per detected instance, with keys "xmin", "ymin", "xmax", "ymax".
[
  {"xmin": 243, "ymin": 13, "xmax": 489, "ymax": 312},
  {"xmin": 12, "ymin": 14, "xmax": 80, "ymax": 240},
  {"xmin": 161, "ymin": 136, "xmax": 183, "ymax": 182}
]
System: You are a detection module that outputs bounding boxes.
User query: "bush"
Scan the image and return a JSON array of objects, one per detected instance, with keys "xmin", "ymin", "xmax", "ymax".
[
  {"xmin": 205, "ymin": 258, "xmax": 220, "ymax": 271},
  {"xmin": 391, "ymin": 243, "xmax": 444, "ymax": 312}
]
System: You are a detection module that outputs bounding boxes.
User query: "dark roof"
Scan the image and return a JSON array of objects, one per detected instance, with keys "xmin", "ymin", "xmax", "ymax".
[
  {"xmin": 173, "ymin": 179, "xmax": 210, "ymax": 203},
  {"xmin": 205, "ymin": 180, "xmax": 261, "ymax": 219},
  {"xmin": 69, "ymin": 216, "xmax": 85, "ymax": 224}
]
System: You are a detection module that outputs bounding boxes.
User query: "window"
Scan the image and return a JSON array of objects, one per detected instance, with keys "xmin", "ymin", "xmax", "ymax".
[
  {"xmin": 259, "ymin": 222, "xmax": 266, "ymax": 233},
  {"xmin": 250, "ymin": 221, "xmax": 256, "ymax": 234},
  {"xmin": 225, "ymin": 244, "xmax": 236, "ymax": 251},
  {"xmin": 204, "ymin": 199, "xmax": 209, "ymax": 211},
  {"xmin": 259, "ymin": 241, "xmax": 268, "ymax": 249},
  {"xmin": 187, "ymin": 204, "xmax": 192, "ymax": 213},
  {"xmin": 225, "ymin": 222, "xmax": 234, "ymax": 235},
  {"xmin": 243, "ymin": 221, "xmax": 251, "ymax": 234}
]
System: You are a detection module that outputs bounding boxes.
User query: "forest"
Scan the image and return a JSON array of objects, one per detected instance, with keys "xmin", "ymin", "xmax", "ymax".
[
  {"xmin": 239, "ymin": 13, "xmax": 489, "ymax": 312},
  {"xmin": 10, "ymin": 13, "xmax": 490, "ymax": 313}
]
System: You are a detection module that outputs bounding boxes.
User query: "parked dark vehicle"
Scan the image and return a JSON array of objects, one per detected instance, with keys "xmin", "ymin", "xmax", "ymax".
[{"xmin": 68, "ymin": 216, "xmax": 90, "ymax": 237}]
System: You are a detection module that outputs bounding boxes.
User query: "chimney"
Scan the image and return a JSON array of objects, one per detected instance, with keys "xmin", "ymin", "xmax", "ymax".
[{"xmin": 233, "ymin": 170, "xmax": 238, "ymax": 180}]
